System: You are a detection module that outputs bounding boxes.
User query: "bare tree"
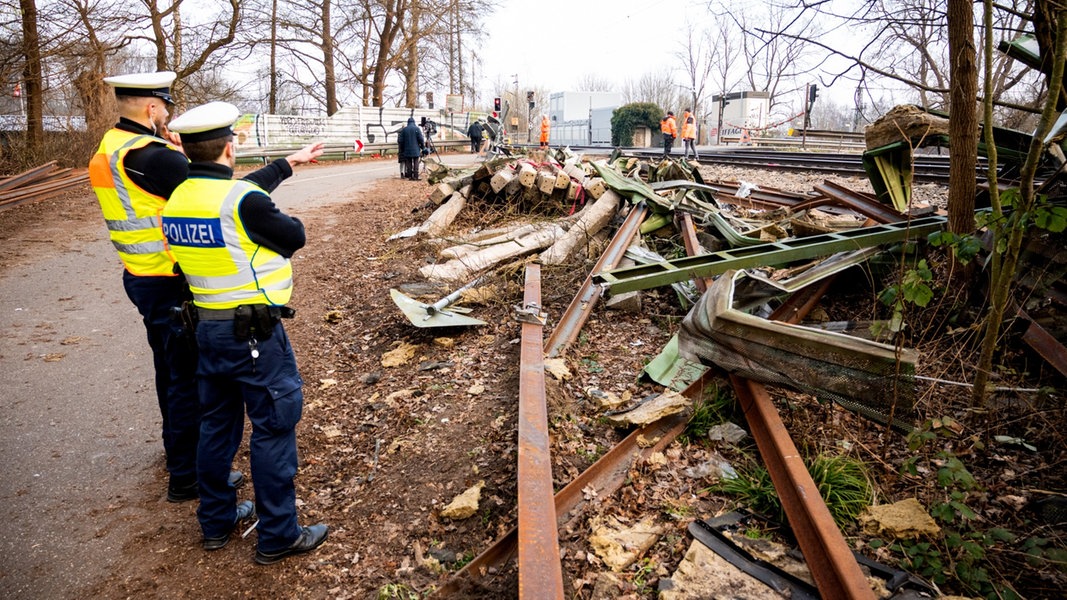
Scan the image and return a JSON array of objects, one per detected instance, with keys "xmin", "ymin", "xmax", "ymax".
[
  {"xmin": 675, "ymin": 23, "xmax": 713, "ymax": 139},
  {"xmin": 973, "ymin": 2, "xmax": 1066, "ymax": 403},
  {"xmin": 18, "ymin": 0, "xmax": 43, "ymax": 152},
  {"xmin": 246, "ymin": 0, "xmax": 361, "ymax": 115},
  {"xmin": 574, "ymin": 72, "xmax": 615, "ymax": 92},
  {"xmin": 947, "ymin": 0, "xmax": 979, "ymax": 237},
  {"xmin": 58, "ymin": 0, "xmax": 127, "ymax": 139},
  {"xmin": 706, "ymin": 11, "xmax": 743, "ymax": 140},
  {"xmin": 132, "ymin": 0, "xmax": 241, "ymax": 106},
  {"xmin": 622, "ymin": 71, "xmax": 678, "ymax": 112},
  {"xmin": 725, "ymin": 1, "xmax": 820, "ymax": 117}
]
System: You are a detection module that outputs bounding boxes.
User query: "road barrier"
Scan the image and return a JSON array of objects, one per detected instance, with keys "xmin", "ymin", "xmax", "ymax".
[{"xmin": 235, "ymin": 139, "xmax": 469, "ymax": 164}]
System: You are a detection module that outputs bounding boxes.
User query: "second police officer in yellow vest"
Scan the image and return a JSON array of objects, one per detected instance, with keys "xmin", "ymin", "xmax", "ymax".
[{"xmin": 161, "ymin": 101, "xmax": 329, "ymax": 564}]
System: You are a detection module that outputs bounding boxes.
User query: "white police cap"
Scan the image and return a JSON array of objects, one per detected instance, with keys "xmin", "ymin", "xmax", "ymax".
[
  {"xmin": 168, "ymin": 101, "xmax": 241, "ymax": 143},
  {"xmin": 103, "ymin": 70, "xmax": 176, "ymax": 105}
]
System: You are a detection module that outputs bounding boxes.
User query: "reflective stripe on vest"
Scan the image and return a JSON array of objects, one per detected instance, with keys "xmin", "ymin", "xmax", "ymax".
[
  {"xmin": 162, "ymin": 179, "xmax": 293, "ymax": 309},
  {"xmin": 681, "ymin": 113, "xmax": 695, "ymax": 139},
  {"xmin": 88, "ymin": 129, "xmax": 180, "ymax": 276}
]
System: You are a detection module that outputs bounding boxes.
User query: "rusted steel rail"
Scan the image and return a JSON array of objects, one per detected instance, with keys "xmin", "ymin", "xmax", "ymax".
[
  {"xmin": 443, "ymin": 220, "xmax": 874, "ymax": 597},
  {"xmin": 677, "ymin": 211, "xmax": 711, "ymax": 293},
  {"xmin": 516, "ymin": 263, "xmax": 564, "ymax": 599},
  {"xmin": 725, "ymin": 277, "xmax": 876, "ymax": 599},
  {"xmin": 544, "ymin": 201, "xmax": 649, "ymax": 358},
  {"xmin": 808, "ymin": 180, "xmax": 906, "ymax": 224},
  {"xmin": 0, "ymin": 160, "xmax": 59, "ymax": 192},
  {"xmin": 435, "ymin": 372, "xmax": 714, "ymax": 597},
  {"xmin": 1015, "ymin": 303, "xmax": 1067, "ymax": 378},
  {"xmin": 0, "ymin": 170, "xmax": 89, "ymax": 210},
  {"xmin": 731, "ymin": 376, "xmax": 875, "ymax": 599}
]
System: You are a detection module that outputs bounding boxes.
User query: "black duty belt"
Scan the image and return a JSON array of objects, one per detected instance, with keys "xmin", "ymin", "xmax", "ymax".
[{"xmin": 196, "ymin": 305, "xmax": 295, "ymax": 321}]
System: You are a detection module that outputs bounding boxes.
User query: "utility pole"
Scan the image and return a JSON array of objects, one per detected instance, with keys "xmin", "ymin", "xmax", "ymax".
[
  {"xmin": 512, "ymin": 74, "xmax": 519, "ymax": 138},
  {"xmin": 714, "ymin": 93, "xmax": 729, "ymax": 145}
]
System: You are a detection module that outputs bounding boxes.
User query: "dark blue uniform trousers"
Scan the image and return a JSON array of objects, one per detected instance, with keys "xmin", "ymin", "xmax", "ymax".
[
  {"xmin": 194, "ymin": 318, "xmax": 303, "ymax": 552},
  {"xmin": 122, "ymin": 271, "xmax": 200, "ymax": 487}
]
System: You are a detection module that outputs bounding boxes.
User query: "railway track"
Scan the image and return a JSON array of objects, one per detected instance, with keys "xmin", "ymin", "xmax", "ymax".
[{"xmin": 546, "ymin": 145, "xmax": 997, "ymax": 185}]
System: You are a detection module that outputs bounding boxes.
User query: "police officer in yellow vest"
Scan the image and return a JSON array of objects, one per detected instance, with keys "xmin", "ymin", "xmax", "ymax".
[
  {"xmin": 161, "ymin": 102, "xmax": 328, "ymax": 563},
  {"xmin": 88, "ymin": 71, "xmax": 244, "ymax": 503}
]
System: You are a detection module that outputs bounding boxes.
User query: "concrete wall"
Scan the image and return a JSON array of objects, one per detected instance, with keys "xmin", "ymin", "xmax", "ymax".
[
  {"xmin": 233, "ymin": 106, "xmax": 487, "ymax": 149},
  {"xmin": 548, "ymin": 92, "xmax": 622, "ymax": 126}
]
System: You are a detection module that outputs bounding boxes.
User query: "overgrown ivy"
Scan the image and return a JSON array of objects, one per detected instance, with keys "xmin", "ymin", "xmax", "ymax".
[{"xmin": 610, "ymin": 102, "xmax": 663, "ymax": 147}]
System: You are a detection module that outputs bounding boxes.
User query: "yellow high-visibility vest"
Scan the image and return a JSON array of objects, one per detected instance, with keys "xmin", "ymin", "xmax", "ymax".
[
  {"xmin": 162, "ymin": 178, "xmax": 293, "ymax": 309},
  {"xmin": 88, "ymin": 129, "xmax": 181, "ymax": 276}
]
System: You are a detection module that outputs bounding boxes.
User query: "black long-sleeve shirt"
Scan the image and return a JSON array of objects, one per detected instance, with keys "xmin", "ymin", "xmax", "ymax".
[
  {"xmin": 184, "ymin": 162, "xmax": 305, "ymax": 258},
  {"xmin": 116, "ymin": 118, "xmax": 304, "ymax": 257}
]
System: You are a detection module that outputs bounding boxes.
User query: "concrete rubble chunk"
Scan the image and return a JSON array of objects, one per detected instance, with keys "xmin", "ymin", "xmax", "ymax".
[
  {"xmin": 659, "ymin": 539, "xmax": 783, "ymax": 599},
  {"xmin": 589, "ymin": 571, "xmax": 629, "ymax": 599},
  {"xmin": 588, "ymin": 515, "xmax": 664, "ymax": 571},
  {"xmin": 858, "ymin": 497, "xmax": 941, "ymax": 540},
  {"xmin": 586, "ymin": 387, "xmax": 627, "ymax": 410},
  {"xmin": 708, "ymin": 422, "xmax": 748, "ymax": 444},
  {"xmin": 604, "ymin": 389, "xmax": 691, "ymax": 426},
  {"xmin": 544, "ymin": 358, "xmax": 572, "ymax": 381},
  {"xmin": 439, "ymin": 480, "xmax": 485, "ymax": 520},
  {"xmin": 381, "ymin": 341, "xmax": 420, "ymax": 367}
]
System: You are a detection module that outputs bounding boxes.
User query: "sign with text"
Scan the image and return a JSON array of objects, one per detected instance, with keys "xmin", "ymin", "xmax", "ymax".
[{"xmin": 445, "ymin": 94, "xmax": 463, "ymax": 114}]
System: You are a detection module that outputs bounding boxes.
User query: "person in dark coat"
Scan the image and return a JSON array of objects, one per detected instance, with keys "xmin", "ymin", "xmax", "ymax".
[
  {"xmin": 467, "ymin": 119, "xmax": 484, "ymax": 154},
  {"xmin": 397, "ymin": 117, "xmax": 425, "ymax": 180}
]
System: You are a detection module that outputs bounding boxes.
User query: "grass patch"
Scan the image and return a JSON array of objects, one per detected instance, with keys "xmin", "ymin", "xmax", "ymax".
[
  {"xmin": 716, "ymin": 454, "xmax": 873, "ymax": 528},
  {"xmin": 680, "ymin": 384, "xmax": 734, "ymax": 444},
  {"xmin": 376, "ymin": 583, "xmax": 423, "ymax": 599}
]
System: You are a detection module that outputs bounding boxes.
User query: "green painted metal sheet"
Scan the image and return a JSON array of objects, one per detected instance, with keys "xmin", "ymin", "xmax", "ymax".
[{"xmin": 593, "ymin": 215, "xmax": 946, "ymax": 293}]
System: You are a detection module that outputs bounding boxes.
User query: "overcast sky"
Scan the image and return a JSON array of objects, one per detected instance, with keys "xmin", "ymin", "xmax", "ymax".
[
  {"xmin": 477, "ymin": 0, "xmax": 702, "ymax": 96},
  {"xmin": 474, "ymin": 0, "xmax": 898, "ymax": 112}
]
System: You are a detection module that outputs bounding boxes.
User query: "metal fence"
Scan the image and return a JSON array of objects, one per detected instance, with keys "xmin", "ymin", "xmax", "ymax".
[{"xmin": 234, "ymin": 106, "xmax": 484, "ymax": 150}]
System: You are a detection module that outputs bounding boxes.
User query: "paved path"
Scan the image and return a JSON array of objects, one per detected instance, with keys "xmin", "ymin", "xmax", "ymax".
[{"xmin": 0, "ymin": 154, "xmax": 476, "ymax": 598}]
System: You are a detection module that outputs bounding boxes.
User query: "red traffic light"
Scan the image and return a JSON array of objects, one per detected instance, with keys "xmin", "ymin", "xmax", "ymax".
[{"xmin": 493, "ymin": 97, "xmax": 501, "ymax": 112}]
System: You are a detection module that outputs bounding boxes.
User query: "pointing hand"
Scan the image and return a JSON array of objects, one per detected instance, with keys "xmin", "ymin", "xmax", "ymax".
[{"xmin": 286, "ymin": 141, "xmax": 326, "ymax": 167}]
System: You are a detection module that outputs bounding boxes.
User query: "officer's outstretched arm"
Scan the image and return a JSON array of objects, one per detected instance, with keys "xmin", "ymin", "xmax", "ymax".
[{"xmin": 286, "ymin": 141, "xmax": 326, "ymax": 167}]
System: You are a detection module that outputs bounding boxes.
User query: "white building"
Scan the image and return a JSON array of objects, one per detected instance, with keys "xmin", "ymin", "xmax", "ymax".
[
  {"xmin": 547, "ymin": 91, "xmax": 623, "ymax": 147},
  {"xmin": 709, "ymin": 91, "xmax": 770, "ymax": 144}
]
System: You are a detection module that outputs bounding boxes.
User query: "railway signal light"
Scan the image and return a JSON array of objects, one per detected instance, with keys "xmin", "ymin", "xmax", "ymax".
[
  {"xmin": 808, "ymin": 84, "xmax": 818, "ymax": 105},
  {"xmin": 493, "ymin": 97, "xmax": 501, "ymax": 112}
]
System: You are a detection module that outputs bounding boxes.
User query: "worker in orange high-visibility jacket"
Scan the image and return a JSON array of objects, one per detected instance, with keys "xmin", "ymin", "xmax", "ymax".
[
  {"xmin": 681, "ymin": 108, "xmax": 699, "ymax": 160},
  {"xmin": 539, "ymin": 115, "xmax": 550, "ymax": 147},
  {"xmin": 660, "ymin": 111, "xmax": 677, "ymax": 158}
]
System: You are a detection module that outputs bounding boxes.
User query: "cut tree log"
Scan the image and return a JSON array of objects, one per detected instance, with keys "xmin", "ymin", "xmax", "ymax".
[
  {"xmin": 419, "ymin": 223, "xmax": 567, "ymax": 282},
  {"xmin": 864, "ymin": 104, "xmax": 949, "ymax": 149},
  {"xmin": 539, "ymin": 189, "xmax": 622, "ymax": 265},
  {"xmin": 439, "ymin": 221, "xmax": 549, "ymax": 260},
  {"xmin": 420, "ymin": 185, "xmax": 470, "ymax": 237}
]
